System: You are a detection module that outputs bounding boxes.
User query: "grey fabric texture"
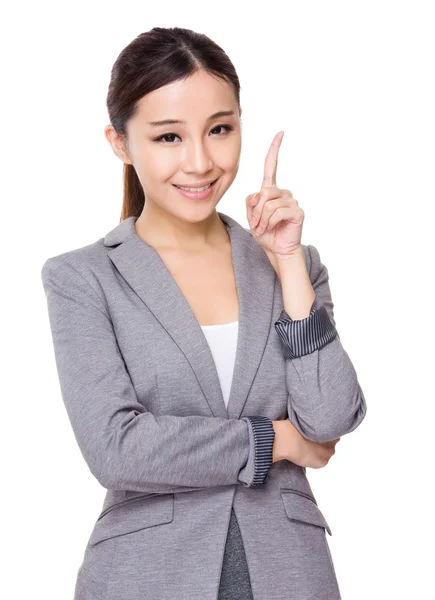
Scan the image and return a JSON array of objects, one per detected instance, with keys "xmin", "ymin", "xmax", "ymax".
[
  {"xmin": 41, "ymin": 211, "xmax": 366, "ymax": 599},
  {"xmin": 218, "ymin": 509, "xmax": 254, "ymax": 599}
]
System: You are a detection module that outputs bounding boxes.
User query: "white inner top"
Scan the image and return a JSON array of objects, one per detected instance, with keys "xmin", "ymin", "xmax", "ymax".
[{"xmin": 200, "ymin": 321, "xmax": 239, "ymax": 409}]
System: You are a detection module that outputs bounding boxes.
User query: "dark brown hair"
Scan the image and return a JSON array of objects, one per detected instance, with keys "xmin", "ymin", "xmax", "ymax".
[{"xmin": 105, "ymin": 27, "xmax": 242, "ymax": 222}]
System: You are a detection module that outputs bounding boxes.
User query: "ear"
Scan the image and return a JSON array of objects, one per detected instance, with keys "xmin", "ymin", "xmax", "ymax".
[{"xmin": 104, "ymin": 124, "xmax": 133, "ymax": 165}]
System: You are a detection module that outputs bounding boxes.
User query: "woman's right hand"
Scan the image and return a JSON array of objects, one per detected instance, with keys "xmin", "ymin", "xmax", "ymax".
[{"xmin": 272, "ymin": 419, "xmax": 340, "ymax": 468}]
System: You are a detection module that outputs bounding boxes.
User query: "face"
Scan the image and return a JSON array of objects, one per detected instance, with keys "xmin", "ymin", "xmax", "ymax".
[{"xmin": 105, "ymin": 70, "xmax": 242, "ymax": 226}]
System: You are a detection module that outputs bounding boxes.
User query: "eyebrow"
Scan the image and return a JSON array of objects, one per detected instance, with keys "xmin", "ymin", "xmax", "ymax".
[{"xmin": 147, "ymin": 110, "xmax": 236, "ymax": 128}]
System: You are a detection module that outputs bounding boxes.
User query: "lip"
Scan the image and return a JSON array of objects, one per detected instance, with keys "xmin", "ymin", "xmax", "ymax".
[
  {"xmin": 174, "ymin": 179, "xmax": 217, "ymax": 188},
  {"xmin": 172, "ymin": 178, "xmax": 218, "ymax": 200}
]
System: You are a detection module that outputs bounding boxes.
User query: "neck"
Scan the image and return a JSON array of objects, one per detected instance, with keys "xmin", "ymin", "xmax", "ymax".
[{"xmin": 134, "ymin": 205, "xmax": 229, "ymax": 252}]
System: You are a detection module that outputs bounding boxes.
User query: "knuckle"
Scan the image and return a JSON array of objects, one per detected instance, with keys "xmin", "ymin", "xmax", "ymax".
[{"xmin": 265, "ymin": 200, "xmax": 275, "ymax": 214}]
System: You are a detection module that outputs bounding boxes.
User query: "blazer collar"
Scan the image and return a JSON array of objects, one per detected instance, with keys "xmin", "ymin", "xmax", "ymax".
[{"xmin": 103, "ymin": 212, "xmax": 276, "ymax": 420}]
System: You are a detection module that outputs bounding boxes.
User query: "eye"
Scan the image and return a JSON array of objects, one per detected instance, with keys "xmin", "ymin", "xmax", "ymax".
[
  {"xmin": 211, "ymin": 124, "xmax": 234, "ymax": 136},
  {"xmin": 154, "ymin": 124, "xmax": 234, "ymax": 144}
]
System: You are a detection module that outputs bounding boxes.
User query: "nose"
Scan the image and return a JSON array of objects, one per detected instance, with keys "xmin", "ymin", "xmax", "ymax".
[{"xmin": 180, "ymin": 139, "xmax": 214, "ymax": 175}]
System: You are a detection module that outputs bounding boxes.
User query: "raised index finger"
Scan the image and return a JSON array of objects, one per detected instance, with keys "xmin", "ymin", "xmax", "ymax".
[{"xmin": 262, "ymin": 130, "xmax": 284, "ymax": 188}]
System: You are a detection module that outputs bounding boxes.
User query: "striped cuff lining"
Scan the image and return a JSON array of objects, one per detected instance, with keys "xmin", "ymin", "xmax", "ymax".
[
  {"xmin": 274, "ymin": 298, "xmax": 338, "ymax": 359},
  {"xmin": 245, "ymin": 416, "xmax": 275, "ymax": 488}
]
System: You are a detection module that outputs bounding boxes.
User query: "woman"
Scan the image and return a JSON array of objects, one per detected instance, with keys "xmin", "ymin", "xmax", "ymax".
[{"xmin": 41, "ymin": 27, "xmax": 367, "ymax": 600}]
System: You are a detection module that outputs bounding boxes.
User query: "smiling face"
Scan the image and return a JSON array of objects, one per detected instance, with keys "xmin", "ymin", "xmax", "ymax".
[{"xmin": 105, "ymin": 70, "xmax": 242, "ymax": 227}]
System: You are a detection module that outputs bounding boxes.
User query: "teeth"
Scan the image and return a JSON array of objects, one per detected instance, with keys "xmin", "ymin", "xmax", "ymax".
[{"xmin": 176, "ymin": 183, "xmax": 212, "ymax": 192}]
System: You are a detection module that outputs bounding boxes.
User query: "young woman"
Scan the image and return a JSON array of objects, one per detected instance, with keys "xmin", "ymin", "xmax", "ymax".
[{"xmin": 41, "ymin": 27, "xmax": 367, "ymax": 600}]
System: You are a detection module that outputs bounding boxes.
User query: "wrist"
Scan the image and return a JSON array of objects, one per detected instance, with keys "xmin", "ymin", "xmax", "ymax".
[
  {"xmin": 264, "ymin": 249, "xmax": 280, "ymax": 277},
  {"xmin": 274, "ymin": 245, "xmax": 304, "ymax": 261},
  {"xmin": 264, "ymin": 246, "xmax": 304, "ymax": 280},
  {"xmin": 272, "ymin": 420, "xmax": 290, "ymax": 463},
  {"xmin": 273, "ymin": 419, "xmax": 308, "ymax": 466}
]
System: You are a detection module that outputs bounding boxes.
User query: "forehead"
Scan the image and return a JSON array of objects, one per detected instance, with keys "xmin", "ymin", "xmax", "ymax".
[{"xmin": 133, "ymin": 71, "xmax": 237, "ymax": 123}]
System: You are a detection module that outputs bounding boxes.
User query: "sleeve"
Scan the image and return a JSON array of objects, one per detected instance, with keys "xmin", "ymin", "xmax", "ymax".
[
  {"xmin": 41, "ymin": 256, "xmax": 275, "ymax": 493},
  {"xmin": 273, "ymin": 244, "xmax": 367, "ymax": 443}
]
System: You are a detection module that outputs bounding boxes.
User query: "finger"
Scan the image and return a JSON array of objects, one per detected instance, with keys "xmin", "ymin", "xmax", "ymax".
[
  {"xmin": 249, "ymin": 192, "xmax": 262, "ymax": 228},
  {"xmin": 246, "ymin": 193, "xmax": 259, "ymax": 228},
  {"xmin": 259, "ymin": 204, "xmax": 303, "ymax": 235},
  {"xmin": 262, "ymin": 130, "xmax": 284, "ymax": 188},
  {"xmin": 250, "ymin": 187, "xmax": 280, "ymax": 230},
  {"xmin": 254, "ymin": 197, "xmax": 289, "ymax": 234}
]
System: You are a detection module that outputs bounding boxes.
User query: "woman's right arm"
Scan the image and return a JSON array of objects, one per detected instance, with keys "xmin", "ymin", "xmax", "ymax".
[{"xmin": 41, "ymin": 255, "xmax": 276, "ymax": 494}]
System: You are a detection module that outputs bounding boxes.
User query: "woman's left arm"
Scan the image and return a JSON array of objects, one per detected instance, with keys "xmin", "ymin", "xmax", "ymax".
[
  {"xmin": 247, "ymin": 130, "xmax": 367, "ymax": 443},
  {"xmin": 272, "ymin": 243, "xmax": 367, "ymax": 443}
]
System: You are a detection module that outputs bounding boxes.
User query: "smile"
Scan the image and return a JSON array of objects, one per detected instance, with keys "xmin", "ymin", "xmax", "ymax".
[{"xmin": 172, "ymin": 178, "xmax": 218, "ymax": 200}]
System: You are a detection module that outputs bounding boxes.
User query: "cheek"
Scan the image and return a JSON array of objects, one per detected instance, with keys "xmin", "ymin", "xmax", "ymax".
[
  {"xmin": 221, "ymin": 138, "xmax": 241, "ymax": 171},
  {"xmin": 135, "ymin": 151, "xmax": 176, "ymax": 188},
  {"xmin": 221, "ymin": 147, "xmax": 240, "ymax": 180}
]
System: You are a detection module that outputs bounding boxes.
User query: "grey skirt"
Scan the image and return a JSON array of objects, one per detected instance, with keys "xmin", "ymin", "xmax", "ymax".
[{"xmin": 217, "ymin": 508, "xmax": 254, "ymax": 600}]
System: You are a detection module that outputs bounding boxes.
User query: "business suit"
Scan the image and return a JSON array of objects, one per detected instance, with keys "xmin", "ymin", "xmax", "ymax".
[{"xmin": 41, "ymin": 211, "xmax": 367, "ymax": 600}]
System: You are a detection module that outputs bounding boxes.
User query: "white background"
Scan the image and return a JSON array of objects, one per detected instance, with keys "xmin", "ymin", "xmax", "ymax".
[{"xmin": 2, "ymin": 1, "xmax": 434, "ymax": 598}]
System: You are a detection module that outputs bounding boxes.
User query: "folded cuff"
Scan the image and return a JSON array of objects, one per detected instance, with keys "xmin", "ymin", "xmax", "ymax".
[
  {"xmin": 241, "ymin": 416, "xmax": 275, "ymax": 488},
  {"xmin": 274, "ymin": 295, "xmax": 338, "ymax": 359}
]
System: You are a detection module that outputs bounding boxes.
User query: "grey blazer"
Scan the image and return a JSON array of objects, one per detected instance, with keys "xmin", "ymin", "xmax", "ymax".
[{"xmin": 41, "ymin": 211, "xmax": 367, "ymax": 600}]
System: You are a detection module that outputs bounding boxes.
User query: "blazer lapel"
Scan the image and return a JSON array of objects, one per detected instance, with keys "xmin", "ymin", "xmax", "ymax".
[{"xmin": 103, "ymin": 212, "xmax": 276, "ymax": 421}]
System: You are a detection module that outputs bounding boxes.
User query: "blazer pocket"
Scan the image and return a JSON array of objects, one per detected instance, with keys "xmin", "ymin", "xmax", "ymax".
[
  {"xmin": 89, "ymin": 493, "xmax": 174, "ymax": 546},
  {"xmin": 280, "ymin": 489, "xmax": 332, "ymax": 536}
]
